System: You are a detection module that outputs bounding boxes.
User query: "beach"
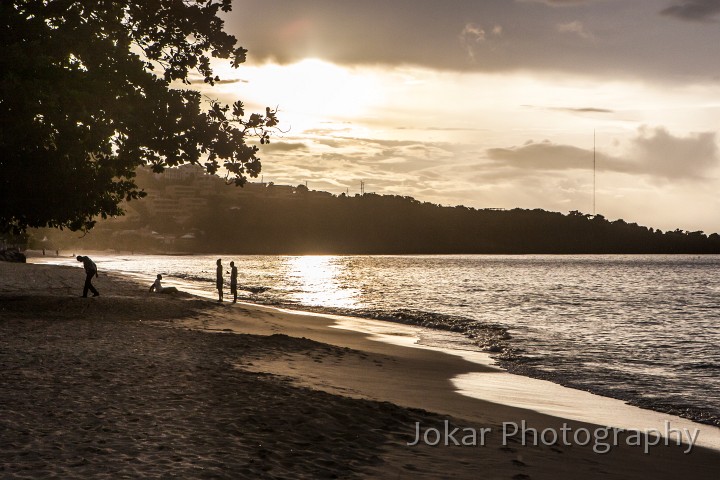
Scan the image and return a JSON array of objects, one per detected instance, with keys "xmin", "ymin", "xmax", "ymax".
[{"xmin": 1, "ymin": 262, "xmax": 719, "ymax": 479}]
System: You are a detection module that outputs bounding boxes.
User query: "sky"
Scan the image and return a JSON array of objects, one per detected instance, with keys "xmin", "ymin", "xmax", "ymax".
[{"xmin": 196, "ymin": 0, "xmax": 720, "ymax": 233}]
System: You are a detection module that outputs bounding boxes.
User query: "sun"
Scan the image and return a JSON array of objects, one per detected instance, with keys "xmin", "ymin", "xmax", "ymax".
[{"xmin": 223, "ymin": 58, "xmax": 384, "ymax": 127}]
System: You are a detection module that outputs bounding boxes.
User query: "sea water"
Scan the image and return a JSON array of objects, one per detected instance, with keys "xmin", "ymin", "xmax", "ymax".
[{"xmin": 36, "ymin": 254, "xmax": 720, "ymax": 427}]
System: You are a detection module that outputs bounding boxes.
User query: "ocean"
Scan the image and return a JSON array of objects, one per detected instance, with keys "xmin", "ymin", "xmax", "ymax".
[{"xmin": 36, "ymin": 253, "xmax": 720, "ymax": 427}]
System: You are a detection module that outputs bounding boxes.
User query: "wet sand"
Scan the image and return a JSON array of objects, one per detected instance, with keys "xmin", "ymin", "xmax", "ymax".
[{"xmin": 1, "ymin": 262, "xmax": 719, "ymax": 478}]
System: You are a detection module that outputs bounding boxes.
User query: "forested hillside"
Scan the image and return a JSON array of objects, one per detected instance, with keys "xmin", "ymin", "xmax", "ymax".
[
  {"xmin": 187, "ymin": 193, "xmax": 720, "ymax": 254},
  {"xmin": 31, "ymin": 184, "xmax": 720, "ymax": 254}
]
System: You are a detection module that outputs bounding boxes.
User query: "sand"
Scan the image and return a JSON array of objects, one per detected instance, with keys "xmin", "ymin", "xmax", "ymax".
[{"xmin": 1, "ymin": 262, "xmax": 719, "ymax": 479}]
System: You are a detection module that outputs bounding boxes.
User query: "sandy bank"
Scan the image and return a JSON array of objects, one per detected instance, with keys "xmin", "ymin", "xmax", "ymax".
[{"xmin": 1, "ymin": 262, "xmax": 719, "ymax": 479}]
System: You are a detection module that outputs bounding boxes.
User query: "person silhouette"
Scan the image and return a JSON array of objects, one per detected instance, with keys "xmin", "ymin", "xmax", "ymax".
[
  {"xmin": 216, "ymin": 259, "xmax": 223, "ymax": 302},
  {"xmin": 77, "ymin": 255, "xmax": 99, "ymax": 297},
  {"xmin": 149, "ymin": 274, "xmax": 178, "ymax": 294},
  {"xmin": 230, "ymin": 261, "xmax": 238, "ymax": 303}
]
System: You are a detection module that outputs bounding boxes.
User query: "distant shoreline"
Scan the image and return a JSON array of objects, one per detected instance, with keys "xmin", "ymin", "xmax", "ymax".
[
  {"xmin": 24, "ymin": 190, "xmax": 720, "ymax": 256},
  {"xmin": 22, "ymin": 249, "xmax": 720, "ymax": 258}
]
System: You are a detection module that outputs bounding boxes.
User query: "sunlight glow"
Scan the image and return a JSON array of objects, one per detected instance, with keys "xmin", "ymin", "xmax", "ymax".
[
  {"xmin": 284, "ymin": 255, "xmax": 359, "ymax": 308},
  {"xmin": 213, "ymin": 59, "xmax": 385, "ymax": 132}
]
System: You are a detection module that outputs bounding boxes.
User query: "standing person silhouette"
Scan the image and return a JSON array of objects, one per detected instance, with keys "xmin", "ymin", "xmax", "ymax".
[
  {"xmin": 216, "ymin": 259, "xmax": 223, "ymax": 302},
  {"xmin": 77, "ymin": 255, "xmax": 99, "ymax": 297},
  {"xmin": 230, "ymin": 261, "xmax": 238, "ymax": 303}
]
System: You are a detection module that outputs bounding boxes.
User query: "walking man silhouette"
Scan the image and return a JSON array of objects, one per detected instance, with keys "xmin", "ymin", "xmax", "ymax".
[{"xmin": 77, "ymin": 255, "xmax": 99, "ymax": 297}]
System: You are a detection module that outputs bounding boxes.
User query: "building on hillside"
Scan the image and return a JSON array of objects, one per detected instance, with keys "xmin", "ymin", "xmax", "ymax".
[
  {"xmin": 194, "ymin": 172, "xmax": 224, "ymax": 190},
  {"xmin": 157, "ymin": 163, "xmax": 205, "ymax": 182},
  {"xmin": 266, "ymin": 184, "xmax": 295, "ymax": 198},
  {"xmin": 147, "ymin": 197, "xmax": 181, "ymax": 219},
  {"xmin": 165, "ymin": 185, "xmax": 198, "ymax": 198}
]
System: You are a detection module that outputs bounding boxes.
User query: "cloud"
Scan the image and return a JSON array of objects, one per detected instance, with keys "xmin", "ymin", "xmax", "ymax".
[
  {"xmin": 557, "ymin": 20, "xmax": 594, "ymax": 39},
  {"xmin": 519, "ymin": 0, "xmax": 593, "ymax": 6},
  {"xmin": 630, "ymin": 126, "xmax": 718, "ymax": 179},
  {"xmin": 487, "ymin": 140, "xmax": 619, "ymax": 171},
  {"xmin": 522, "ymin": 104, "xmax": 614, "ymax": 114},
  {"xmin": 256, "ymin": 128, "xmax": 471, "ymax": 199},
  {"xmin": 486, "ymin": 127, "xmax": 719, "ymax": 180},
  {"xmin": 459, "ymin": 23, "xmax": 502, "ymax": 62},
  {"xmin": 661, "ymin": 0, "xmax": 720, "ymax": 22},
  {"xmin": 215, "ymin": 78, "xmax": 248, "ymax": 84},
  {"xmin": 259, "ymin": 141, "xmax": 308, "ymax": 152},
  {"xmin": 188, "ymin": 78, "xmax": 247, "ymax": 85},
  {"xmin": 560, "ymin": 107, "xmax": 613, "ymax": 113},
  {"xmin": 227, "ymin": 0, "xmax": 720, "ymax": 82},
  {"xmin": 460, "ymin": 23, "xmax": 486, "ymax": 43}
]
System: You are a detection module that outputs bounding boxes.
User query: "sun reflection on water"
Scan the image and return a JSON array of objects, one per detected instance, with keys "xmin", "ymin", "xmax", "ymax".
[{"xmin": 283, "ymin": 256, "xmax": 360, "ymax": 308}]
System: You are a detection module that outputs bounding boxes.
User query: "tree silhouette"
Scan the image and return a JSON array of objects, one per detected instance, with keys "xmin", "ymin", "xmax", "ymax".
[{"xmin": 0, "ymin": 0, "xmax": 278, "ymax": 233}]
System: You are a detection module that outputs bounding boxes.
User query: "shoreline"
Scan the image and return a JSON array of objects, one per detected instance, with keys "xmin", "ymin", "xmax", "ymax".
[
  {"xmin": 3, "ymin": 261, "xmax": 720, "ymax": 477},
  {"xmin": 29, "ymin": 253, "xmax": 720, "ymax": 434},
  {"xmin": 329, "ymin": 315, "xmax": 720, "ymax": 451},
  {"xmin": 184, "ymin": 298, "xmax": 720, "ymax": 453}
]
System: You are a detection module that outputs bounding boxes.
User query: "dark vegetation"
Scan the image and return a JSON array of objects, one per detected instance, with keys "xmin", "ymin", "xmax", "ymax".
[
  {"xmin": 1, "ymin": 0, "xmax": 277, "ymax": 234},
  {"xmin": 189, "ymin": 194, "xmax": 720, "ymax": 254},
  {"xmin": 32, "ymin": 186, "xmax": 720, "ymax": 254}
]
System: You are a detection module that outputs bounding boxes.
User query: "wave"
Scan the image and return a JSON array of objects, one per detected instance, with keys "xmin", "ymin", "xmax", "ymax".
[
  {"xmin": 239, "ymin": 294, "xmax": 515, "ymax": 355},
  {"xmin": 680, "ymin": 362, "xmax": 720, "ymax": 371},
  {"xmin": 172, "ymin": 273, "xmax": 212, "ymax": 283}
]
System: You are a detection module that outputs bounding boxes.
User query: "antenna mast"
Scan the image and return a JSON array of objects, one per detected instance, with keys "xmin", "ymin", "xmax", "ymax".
[{"xmin": 593, "ymin": 130, "xmax": 596, "ymax": 216}]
